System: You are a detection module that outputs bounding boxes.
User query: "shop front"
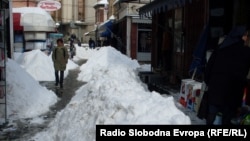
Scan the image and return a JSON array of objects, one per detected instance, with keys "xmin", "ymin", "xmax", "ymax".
[{"xmin": 12, "ymin": 7, "xmax": 56, "ymax": 53}]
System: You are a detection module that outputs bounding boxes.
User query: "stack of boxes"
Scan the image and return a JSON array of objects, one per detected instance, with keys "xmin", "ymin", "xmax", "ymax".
[{"xmin": 179, "ymin": 79, "xmax": 202, "ymax": 113}]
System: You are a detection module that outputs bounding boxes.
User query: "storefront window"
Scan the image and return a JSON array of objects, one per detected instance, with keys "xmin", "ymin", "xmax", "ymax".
[
  {"xmin": 138, "ymin": 23, "xmax": 152, "ymax": 53},
  {"xmin": 138, "ymin": 30, "xmax": 151, "ymax": 52}
]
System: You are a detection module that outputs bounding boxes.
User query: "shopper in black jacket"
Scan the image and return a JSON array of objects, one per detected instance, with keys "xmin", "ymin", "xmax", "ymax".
[{"xmin": 201, "ymin": 26, "xmax": 250, "ymax": 125}]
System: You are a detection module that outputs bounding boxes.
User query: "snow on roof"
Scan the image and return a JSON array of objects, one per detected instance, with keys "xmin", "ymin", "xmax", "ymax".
[
  {"xmin": 97, "ymin": 0, "xmax": 109, "ymax": 5},
  {"xmin": 13, "ymin": 7, "xmax": 51, "ymax": 17},
  {"xmin": 94, "ymin": 0, "xmax": 109, "ymax": 7},
  {"xmin": 12, "ymin": 7, "xmax": 55, "ymax": 31},
  {"xmin": 109, "ymin": 15, "xmax": 115, "ymax": 20}
]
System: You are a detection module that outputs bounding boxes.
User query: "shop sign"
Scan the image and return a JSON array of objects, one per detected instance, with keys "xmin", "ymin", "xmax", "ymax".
[{"xmin": 37, "ymin": 0, "xmax": 61, "ymax": 11}]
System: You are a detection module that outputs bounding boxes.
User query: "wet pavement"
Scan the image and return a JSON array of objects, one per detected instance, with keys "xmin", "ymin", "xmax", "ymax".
[{"xmin": 0, "ymin": 59, "xmax": 87, "ymax": 141}]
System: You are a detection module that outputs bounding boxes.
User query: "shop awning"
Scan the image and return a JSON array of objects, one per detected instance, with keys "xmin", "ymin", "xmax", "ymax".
[
  {"xmin": 84, "ymin": 29, "xmax": 96, "ymax": 36},
  {"xmin": 119, "ymin": 0, "xmax": 140, "ymax": 2},
  {"xmin": 132, "ymin": 17, "xmax": 152, "ymax": 24},
  {"xmin": 119, "ymin": 0, "xmax": 150, "ymax": 3},
  {"xmin": 98, "ymin": 19, "xmax": 114, "ymax": 37},
  {"xmin": 100, "ymin": 30, "xmax": 111, "ymax": 37},
  {"xmin": 21, "ymin": 13, "xmax": 56, "ymax": 31},
  {"xmin": 98, "ymin": 19, "xmax": 113, "ymax": 32},
  {"xmin": 13, "ymin": 13, "xmax": 23, "ymax": 31},
  {"xmin": 139, "ymin": 0, "xmax": 192, "ymax": 16},
  {"xmin": 13, "ymin": 7, "xmax": 56, "ymax": 32}
]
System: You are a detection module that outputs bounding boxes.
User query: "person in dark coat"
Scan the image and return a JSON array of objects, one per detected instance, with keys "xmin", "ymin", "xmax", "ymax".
[
  {"xmin": 52, "ymin": 38, "xmax": 69, "ymax": 88},
  {"xmin": 88, "ymin": 38, "xmax": 95, "ymax": 49},
  {"xmin": 201, "ymin": 26, "xmax": 250, "ymax": 125},
  {"xmin": 77, "ymin": 39, "xmax": 81, "ymax": 47}
]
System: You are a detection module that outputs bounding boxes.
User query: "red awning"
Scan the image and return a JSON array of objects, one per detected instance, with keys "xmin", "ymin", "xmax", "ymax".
[{"xmin": 13, "ymin": 13, "xmax": 23, "ymax": 31}]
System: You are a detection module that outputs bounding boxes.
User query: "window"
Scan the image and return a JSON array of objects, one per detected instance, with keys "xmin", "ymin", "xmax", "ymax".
[
  {"xmin": 14, "ymin": 32, "xmax": 24, "ymax": 43},
  {"xmin": 138, "ymin": 30, "xmax": 151, "ymax": 52}
]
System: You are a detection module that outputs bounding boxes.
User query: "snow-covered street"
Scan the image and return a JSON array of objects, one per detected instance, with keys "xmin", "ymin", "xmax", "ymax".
[{"xmin": 0, "ymin": 45, "xmax": 205, "ymax": 141}]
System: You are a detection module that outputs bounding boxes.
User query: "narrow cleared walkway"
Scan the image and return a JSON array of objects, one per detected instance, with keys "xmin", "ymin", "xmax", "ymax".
[
  {"xmin": 0, "ymin": 59, "xmax": 87, "ymax": 141},
  {"xmin": 42, "ymin": 59, "xmax": 87, "ymax": 112}
]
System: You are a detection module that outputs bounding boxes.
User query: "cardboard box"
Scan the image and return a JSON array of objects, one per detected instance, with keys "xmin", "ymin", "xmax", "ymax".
[
  {"xmin": 179, "ymin": 79, "xmax": 195, "ymax": 107},
  {"xmin": 186, "ymin": 81, "xmax": 202, "ymax": 111}
]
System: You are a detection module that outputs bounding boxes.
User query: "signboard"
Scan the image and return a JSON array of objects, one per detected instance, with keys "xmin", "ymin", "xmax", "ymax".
[{"xmin": 37, "ymin": 0, "xmax": 61, "ymax": 11}]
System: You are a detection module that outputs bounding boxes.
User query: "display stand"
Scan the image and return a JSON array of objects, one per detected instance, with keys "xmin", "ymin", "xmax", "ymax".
[{"xmin": 0, "ymin": 9, "xmax": 7, "ymax": 125}]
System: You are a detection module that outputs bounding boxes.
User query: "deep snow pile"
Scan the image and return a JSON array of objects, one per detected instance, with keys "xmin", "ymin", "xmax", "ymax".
[
  {"xmin": 5, "ymin": 59, "xmax": 58, "ymax": 120},
  {"xmin": 30, "ymin": 47, "xmax": 191, "ymax": 141}
]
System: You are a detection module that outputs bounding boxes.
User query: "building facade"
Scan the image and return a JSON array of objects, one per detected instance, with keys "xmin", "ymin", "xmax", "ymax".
[
  {"xmin": 12, "ymin": 0, "xmax": 97, "ymax": 43},
  {"xmin": 12, "ymin": 0, "xmax": 37, "ymax": 7},
  {"xmin": 139, "ymin": 0, "xmax": 250, "ymax": 86},
  {"xmin": 111, "ymin": 0, "xmax": 152, "ymax": 61},
  {"xmin": 52, "ymin": 0, "xmax": 96, "ymax": 43},
  {"xmin": 12, "ymin": 1, "xmax": 57, "ymax": 53}
]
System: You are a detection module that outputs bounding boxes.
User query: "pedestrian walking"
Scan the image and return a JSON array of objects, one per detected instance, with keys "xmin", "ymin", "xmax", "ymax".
[
  {"xmin": 52, "ymin": 38, "xmax": 69, "ymax": 88},
  {"xmin": 77, "ymin": 39, "xmax": 81, "ymax": 47},
  {"xmin": 69, "ymin": 37, "xmax": 76, "ymax": 59},
  {"xmin": 89, "ymin": 38, "xmax": 95, "ymax": 49}
]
